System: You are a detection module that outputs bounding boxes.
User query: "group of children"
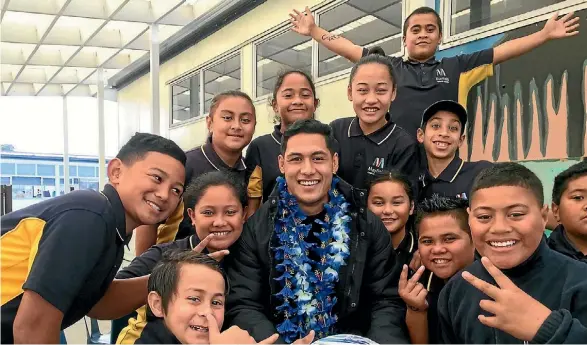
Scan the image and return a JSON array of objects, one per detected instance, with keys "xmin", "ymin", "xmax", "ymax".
[{"xmin": 1, "ymin": 4, "xmax": 584, "ymax": 345}]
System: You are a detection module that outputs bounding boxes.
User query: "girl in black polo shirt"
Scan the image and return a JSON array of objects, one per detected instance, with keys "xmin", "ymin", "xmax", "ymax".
[
  {"xmin": 135, "ymin": 91, "xmax": 257, "ymax": 254},
  {"xmin": 245, "ymin": 70, "xmax": 319, "ymax": 218},
  {"xmin": 330, "ymin": 48, "xmax": 420, "ymax": 191},
  {"xmin": 367, "ymin": 170, "xmax": 417, "ymax": 280}
]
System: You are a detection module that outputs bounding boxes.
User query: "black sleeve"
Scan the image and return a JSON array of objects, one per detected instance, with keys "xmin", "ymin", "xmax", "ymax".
[
  {"xmin": 22, "ymin": 211, "xmax": 109, "ymax": 314},
  {"xmin": 456, "ymin": 48, "xmax": 494, "ymax": 72},
  {"xmin": 531, "ymin": 309, "xmax": 587, "ymax": 344},
  {"xmin": 365, "ymin": 213, "xmax": 409, "ymax": 343},
  {"xmin": 389, "ymin": 138, "xmax": 421, "ymax": 197},
  {"xmin": 224, "ymin": 222, "xmax": 282, "ymax": 343},
  {"xmin": 115, "ymin": 245, "xmax": 165, "ymax": 279},
  {"xmin": 437, "ymin": 281, "xmax": 459, "ymax": 343}
]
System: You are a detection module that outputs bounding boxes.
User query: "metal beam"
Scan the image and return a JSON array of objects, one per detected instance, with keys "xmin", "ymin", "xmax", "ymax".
[
  {"xmin": 1, "ymin": 0, "xmax": 10, "ymax": 22},
  {"xmin": 150, "ymin": 23, "xmax": 160, "ymax": 134},
  {"xmin": 97, "ymin": 68, "xmax": 106, "ymax": 190}
]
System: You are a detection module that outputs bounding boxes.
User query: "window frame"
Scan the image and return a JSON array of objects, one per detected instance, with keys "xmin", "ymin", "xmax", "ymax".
[
  {"xmin": 168, "ymin": 49, "xmax": 243, "ymax": 129},
  {"xmin": 439, "ymin": 0, "xmax": 586, "ymax": 49}
]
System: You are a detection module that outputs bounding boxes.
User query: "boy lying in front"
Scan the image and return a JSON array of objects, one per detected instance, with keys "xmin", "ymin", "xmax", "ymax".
[{"xmin": 438, "ymin": 162, "xmax": 587, "ymax": 343}]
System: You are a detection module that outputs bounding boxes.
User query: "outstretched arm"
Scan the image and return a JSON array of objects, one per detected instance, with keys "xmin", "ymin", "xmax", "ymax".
[
  {"xmin": 493, "ymin": 11, "xmax": 579, "ymax": 65},
  {"xmin": 290, "ymin": 7, "xmax": 363, "ymax": 63}
]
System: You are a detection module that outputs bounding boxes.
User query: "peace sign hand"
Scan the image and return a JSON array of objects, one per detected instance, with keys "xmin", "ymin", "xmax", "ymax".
[
  {"xmin": 462, "ymin": 257, "xmax": 552, "ymax": 341},
  {"xmin": 399, "ymin": 265, "xmax": 428, "ymax": 312},
  {"xmin": 193, "ymin": 234, "xmax": 230, "ymax": 261},
  {"xmin": 542, "ymin": 11, "xmax": 580, "ymax": 40}
]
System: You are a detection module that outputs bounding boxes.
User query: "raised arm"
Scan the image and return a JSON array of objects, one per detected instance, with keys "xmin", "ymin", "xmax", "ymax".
[
  {"xmin": 290, "ymin": 6, "xmax": 363, "ymax": 63},
  {"xmin": 493, "ymin": 11, "xmax": 579, "ymax": 65}
]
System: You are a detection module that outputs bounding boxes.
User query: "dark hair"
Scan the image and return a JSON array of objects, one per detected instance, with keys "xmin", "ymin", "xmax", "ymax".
[
  {"xmin": 349, "ymin": 47, "xmax": 396, "ymax": 89},
  {"xmin": 403, "ymin": 7, "xmax": 443, "ymax": 37},
  {"xmin": 269, "ymin": 69, "xmax": 318, "ymax": 124},
  {"xmin": 471, "ymin": 162, "xmax": 544, "ymax": 206},
  {"xmin": 415, "ymin": 195, "xmax": 470, "ymax": 236},
  {"xmin": 116, "ymin": 132, "xmax": 186, "ymax": 167},
  {"xmin": 552, "ymin": 161, "xmax": 587, "ymax": 205},
  {"xmin": 209, "ymin": 90, "xmax": 255, "ymax": 117},
  {"xmin": 368, "ymin": 170, "xmax": 414, "ymax": 202},
  {"xmin": 281, "ymin": 119, "xmax": 337, "ymax": 155},
  {"xmin": 148, "ymin": 250, "xmax": 227, "ymax": 314},
  {"xmin": 183, "ymin": 171, "xmax": 247, "ymax": 209}
]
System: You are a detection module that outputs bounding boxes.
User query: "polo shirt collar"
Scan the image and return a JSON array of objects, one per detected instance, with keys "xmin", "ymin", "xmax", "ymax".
[
  {"xmin": 397, "ymin": 229, "xmax": 416, "ymax": 254},
  {"xmin": 202, "ymin": 136, "xmax": 246, "ymax": 172},
  {"xmin": 101, "ymin": 184, "xmax": 130, "ymax": 245},
  {"xmin": 427, "ymin": 156, "xmax": 465, "ymax": 183},
  {"xmin": 270, "ymin": 124, "xmax": 283, "ymax": 145},
  {"xmin": 405, "ymin": 55, "xmax": 439, "ymax": 65},
  {"xmin": 347, "ymin": 113, "xmax": 397, "ymax": 145}
]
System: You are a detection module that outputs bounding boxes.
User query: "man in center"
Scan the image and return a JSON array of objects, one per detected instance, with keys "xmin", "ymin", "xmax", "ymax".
[{"xmin": 224, "ymin": 119, "xmax": 407, "ymax": 344}]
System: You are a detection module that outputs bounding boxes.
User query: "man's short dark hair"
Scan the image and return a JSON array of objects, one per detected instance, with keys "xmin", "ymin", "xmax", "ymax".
[
  {"xmin": 415, "ymin": 195, "xmax": 470, "ymax": 236},
  {"xmin": 281, "ymin": 119, "xmax": 337, "ymax": 155},
  {"xmin": 471, "ymin": 162, "xmax": 544, "ymax": 206},
  {"xmin": 403, "ymin": 6, "xmax": 443, "ymax": 37},
  {"xmin": 552, "ymin": 161, "xmax": 587, "ymax": 205},
  {"xmin": 116, "ymin": 132, "xmax": 186, "ymax": 167},
  {"xmin": 148, "ymin": 250, "xmax": 226, "ymax": 313}
]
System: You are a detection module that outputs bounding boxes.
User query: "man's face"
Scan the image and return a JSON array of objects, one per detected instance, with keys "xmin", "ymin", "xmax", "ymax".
[
  {"xmin": 109, "ymin": 152, "xmax": 185, "ymax": 229},
  {"xmin": 278, "ymin": 133, "xmax": 338, "ymax": 215},
  {"xmin": 150, "ymin": 264, "xmax": 225, "ymax": 344},
  {"xmin": 468, "ymin": 186, "xmax": 548, "ymax": 269},
  {"xmin": 552, "ymin": 175, "xmax": 587, "ymax": 240},
  {"xmin": 418, "ymin": 214, "xmax": 475, "ymax": 279}
]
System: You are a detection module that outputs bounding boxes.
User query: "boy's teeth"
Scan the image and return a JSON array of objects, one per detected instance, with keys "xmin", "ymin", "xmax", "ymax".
[
  {"xmin": 300, "ymin": 180, "xmax": 319, "ymax": 186},
  {"xmin": 212, "ymin": 231, "xmax": 229, "ymax": 236},
  {"xmin": 433, "ymin": 259, "xmax": 448, "ymax": 264},
  {"xmin": 190, "ymin": 325, "xmax": 208, "ymax": 332},
  {"xmin": 147, "ymin": 201, "xmax": 161, "ymax": 211},
  {"xmin": 489, "ymin": 240, "xmax": 517, "ymax": 247}
]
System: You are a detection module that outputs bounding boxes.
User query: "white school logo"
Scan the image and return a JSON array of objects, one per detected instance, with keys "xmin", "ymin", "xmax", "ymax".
[
  {"xmin": 373, "ymin": 157, "xmax": 385, "ymax": 169},
  {"xmin": 436, "ymin": 68, "xmax": 449, "ymax": 83}
]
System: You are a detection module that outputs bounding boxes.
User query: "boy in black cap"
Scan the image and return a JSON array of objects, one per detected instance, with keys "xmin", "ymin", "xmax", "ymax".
[
  {"xmin": 549, "ymin": 161, "xmax": 587, "ymax": 263},
  {"xmin": 417, "ymin": 99, "xmax": 492, "ymax": 201}
]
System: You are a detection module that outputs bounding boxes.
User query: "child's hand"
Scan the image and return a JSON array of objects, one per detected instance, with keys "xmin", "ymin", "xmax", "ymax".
[
  {"xmin": 290, "ymin": 7, "xmax": 316, "ymax": 36},
  {"xmin": 462, "ymin": 257, "xmax": 552, "ymax": 341},
  {"xmin": 399, "ymin": 265, "xmax": 428, "ymax": 312},
  {"xmin": 292, "ymin": 330, "xmax": 315, "ymax": 344},
  {"xmin": 542, "ymin": 11, "xmax": 580, "ymax": 40},
  {"xmin": 194, "ymin": 234, "xmax": 229, "ymax": 261},
  {"xmin": 206, "ymin": 314, "xmax": 278, "ymax": 344},
  {"xmin": 408, "ymin": 250, "xmax": 422, "ymax": 271}
]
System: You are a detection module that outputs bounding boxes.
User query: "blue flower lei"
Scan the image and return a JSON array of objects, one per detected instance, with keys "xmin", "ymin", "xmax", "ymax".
[{"xmin": 273, "ymin": 176, "xmax": 352, "ymax": 343}]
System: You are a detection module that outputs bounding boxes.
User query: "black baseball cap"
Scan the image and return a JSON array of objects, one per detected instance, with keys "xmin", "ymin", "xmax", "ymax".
[{"xmin": 420, "ymin": 100, "xmax": 468, "ymax": 134}]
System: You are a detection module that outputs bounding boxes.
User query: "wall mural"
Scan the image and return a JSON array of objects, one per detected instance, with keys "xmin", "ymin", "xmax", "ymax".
[{"xmin": 458, "ymin": 8, "xmax": 587, "ymax": 162}]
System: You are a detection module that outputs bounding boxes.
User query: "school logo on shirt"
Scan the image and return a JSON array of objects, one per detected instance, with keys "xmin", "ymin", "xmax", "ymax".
[
  {"xmin": 368, "ymin": 157, "xmax": 386, "ymax": 175},
  {"xmin": 436, "ymin": 68, "xmax": 449, "ymax": 84}
]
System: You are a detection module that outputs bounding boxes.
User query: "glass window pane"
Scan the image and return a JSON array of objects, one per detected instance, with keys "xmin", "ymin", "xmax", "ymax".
[
  {"xmin": 318, "ymin": 0, "xmax": 403, "ymax": 77},
  {"xmin": 1, "ymin": 163, "xmax": 16, "ymax": 175},
  {"xmin": 37, "ymin": 164, "xmax": 55, "ymax": 177},
  {"xmin": 78, "ymin": 166, "xmax": 95, "ymax": 177},
  {"xmin": 17, "ymin": 164, "xmax": 36, "ymax": 175},
  {"xmin": 256, "ymin": 31, "xmax": 312, "ymax": 97},
  {"xmin": 450, "ymin": 0, "xmax": 567, "ymax": 35},
  {"xmin": 172, "ymin": 73, "xmax": 201, "ymax": 125},
  {"xmin": 204, "ymin": 54, "xmax": 242, "ymax": 113}
]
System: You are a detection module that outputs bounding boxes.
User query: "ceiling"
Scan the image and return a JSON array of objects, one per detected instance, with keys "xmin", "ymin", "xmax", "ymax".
[{"xmin": 0, "ymin": 0, "xmax": 222, "ymax": 97}]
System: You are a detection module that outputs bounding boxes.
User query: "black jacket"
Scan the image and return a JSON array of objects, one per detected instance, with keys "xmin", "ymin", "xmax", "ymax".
[
  {"xmin": 134, "ymin": 318, "xmax": 180, "ymax": 344},
  {"xmin": 548, "ymin": 225, "xmax": 587, "ymax": 264},
  {"xmin": 224, "ymin": 178, "xmax": 408, "ymax": 344},
  {"xmin": 438, "ymin": 240, "xmax": 587, "ymax": 343}
]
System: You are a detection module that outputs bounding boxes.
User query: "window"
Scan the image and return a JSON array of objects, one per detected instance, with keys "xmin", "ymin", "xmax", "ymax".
[
  {"xmin": 16, "ymin": 164, "xmax": 36, "ymax": 175},
  {"xmin": 317, "ymin": 0, "xmax": 404, "ymax": 77},
  {"xmin": 1, "ymin": 163, "xmax": 15, "ymax": 175},
  {"xmin": 172, "ymin": 72, "xmax": 201, "ymax": 125},
  {"xmin": 203, "ymin": 53, "xmax": 241, "ymax": 113},
  {"xmin": 37, "ymin": 164, "xmax": 55, "ymax": 177},
  {"xmin": 255, "ymin": 31, "xmax": 312, "ymax": 98},
  {"xmin": 1, "ymin": 177, "xmax": 10, "ymax": 185},
  {"xmin": 449, "ymin": 0, "xmax": 570, "ymax": 36},
  {"xmin": 78, "ymin": 166, "xmax": 95, "ymax": 177},
  {"xmin": 59, "ymin": 165, "xmax": 78, "ymax": 177}
]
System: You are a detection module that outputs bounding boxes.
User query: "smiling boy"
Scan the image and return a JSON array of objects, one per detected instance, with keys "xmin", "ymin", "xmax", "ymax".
[{"xmin": 438, "ymin": 162, "xmax": 587, "ymax": 343}]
